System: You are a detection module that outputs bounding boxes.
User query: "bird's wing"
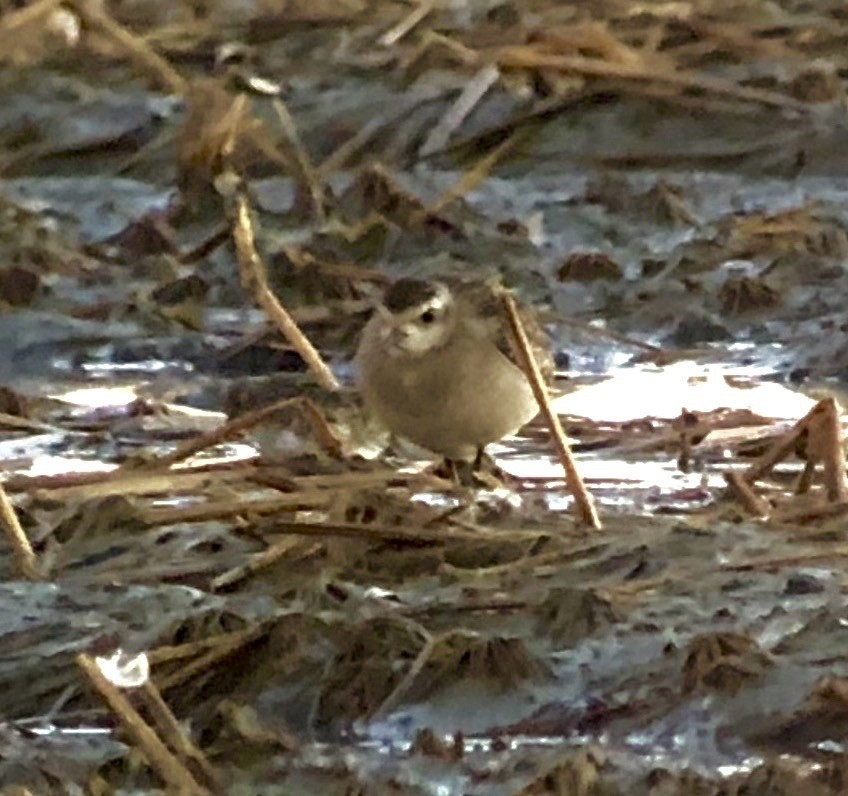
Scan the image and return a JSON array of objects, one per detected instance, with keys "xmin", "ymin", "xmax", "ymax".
[{"xmin": 453, "ymin": 281, "xmax": 555, "ymax": 386}]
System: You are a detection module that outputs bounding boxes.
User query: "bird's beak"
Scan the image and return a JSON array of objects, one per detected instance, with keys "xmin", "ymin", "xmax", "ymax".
[
  {"xmin": 382, "ymin": 323, "xmax": 414, "ymax": 354},
  {"xmin": 388, "ymin": 325, "xmax": 408, "ymax": 344}
]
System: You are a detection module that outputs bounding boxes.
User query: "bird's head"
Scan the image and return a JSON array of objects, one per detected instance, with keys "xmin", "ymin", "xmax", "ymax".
[{"xmin": 375, "ymin": 278, "xmax": 456, "ymax": 356}]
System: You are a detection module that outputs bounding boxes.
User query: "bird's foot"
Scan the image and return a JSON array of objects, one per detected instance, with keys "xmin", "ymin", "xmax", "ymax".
[
  {"xmin": 432, "ymin": 457, "xmax": 476, "ymax": 486},
  {"xmin": 433, "ymin": 448, "xmax": 510, "ymax": 489}
]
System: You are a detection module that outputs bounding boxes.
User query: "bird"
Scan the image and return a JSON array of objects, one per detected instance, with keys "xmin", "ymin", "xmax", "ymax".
[{"xmin": 355, "ymin": 277, "xmax": 553, "ymax": 477}]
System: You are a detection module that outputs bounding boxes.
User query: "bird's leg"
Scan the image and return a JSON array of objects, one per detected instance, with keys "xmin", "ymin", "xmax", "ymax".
[
  {"xmin": 473, "ymin": 446, "xmax": 485, "ymax": 470},
  {"xmin": 472, "ymin": 447, "xmax": 513, "ymax": 488},
  {"xmin": 473, "ymin": 447, "xmax": 501, "ymax": 475},
  {"xmin": 435, "ymin": 449, "xmax": 500, "ymax": 488},
  {"xmin": 437, "ymin": 457, "xmax": 476, "ymax": 486}
]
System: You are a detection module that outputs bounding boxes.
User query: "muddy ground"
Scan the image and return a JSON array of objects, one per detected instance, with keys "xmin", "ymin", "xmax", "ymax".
[{"xmin": 3, "ymin": 0, "xmax": 848, "ymax": 793}]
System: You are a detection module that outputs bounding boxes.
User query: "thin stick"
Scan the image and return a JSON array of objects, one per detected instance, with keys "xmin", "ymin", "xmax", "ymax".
[
  {"xmin": 143, "ymin": 397, "xmax": 301, "ymax": 468},
  {"xmin": 178, "ymin": 224, "xmax": 230, "ymax": 264},
  {"xmin": 271, "ymin": 97, "xmax": 325, "ymax": 221},
  {"xmin": 148, "ymin": 626, "xmax": 264, "ymax": 665},
  {"xmin": 419, "ymin": 64, "xmax": 500, "ymax": 157},
  {"xmin": 296, "ymin": 397, "xmax": 344, "ymax": 457},
  {"xmin": 378, "ymin": 0, "xmax": 435, "ymax": 47},
  {"xmin": 0, "ymin": 0, "xmax": 62, "ymax": 36},
  {"xmin": 557, "ymin": 315, "xmax": 661, "ymax": 353},
  {"xmin": 429, "ymin": 130, "xmax": 522, "ymax": 215},
  {"xmin": 139, "ymin": 681, "xmax": 219, "ymax": 790},
  {"xmin": 257, "ymin": 518, "xmax": 537, "ymax": 546},
  {"xmin": 724, "ymin": 541, "xmax": 848, "ymax": 572},
  {"xmin": 211, "ymin": 538, "xmax": 316, "ymax": 591},
  {"xmin": 0, "ymin": 479, "xmax": 39, "ymax": 580},
  {"xmin": 795, "ymin": 460, "xmax": 815, "ymax": 494},
  {"xmin": 770, "ymin": 500, "xmax": 848, "ymax": 525},
  {"xmin": 140, "ymin": 493, "xmax": 331, "ymax": 527},
  {"xmin": 742, "ymin": 401, "xmax": 820, "ymax": 484},
  {"xmin": 154, "ymin": 624, "xmax": 268, "ymax": 692},
  {"xmin": 371, "ymin": 630, "xmax": 444, "ymax": 720},
  {"xmin": 724, "ymin": 471, "xmax": 771, "ymax": 518},
  {"xmin": 813, "ymin": 398, "xmax": 848, "ymax": 502},
  {"xmin": 317, "ymin": 115, "xmax": 384, "ymax": 176},
  {"xmin": 0, "ymin": 411, "xmax": 58, "ymax": 434},
  {"xmin": 27, "ymin": 465, "xmax": 255, "ymax": 503},
  {"xmin": 488, "ymin": 47, "xmax": 813, "ymax": 115},
  {"xmin": 150, "ymin": 396, "xmax": 339, "ymax": 470},
  {"xmin": 499, "ymin": 292, "xmax": 601, "ymax": 529},
  {"xmin": 76, "ymin": 654, "xmax": 210, "ymax": 795},
  {"xmin": 676, "ymin": 409, "xmax": 695, "ymax": 473},
  {"xmin": 231, "ymin": 194, "xmax": 340, "ymax": 392}
]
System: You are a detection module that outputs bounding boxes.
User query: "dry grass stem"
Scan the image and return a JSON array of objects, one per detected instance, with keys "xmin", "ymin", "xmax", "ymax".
[
  {"xmin": 210, "ymin": 539, "xmax": 297, "ymax": 590},
  {"xmin": 558, "ymin": 315, "xmax": 661, "ymax": 354},
  {"xmin": 28, "ymin": 464, "xmax": 255, "ymax": 503},
  {"xmin": 378, "ymin": 0, "xmax": 435, "ymax": 47},
  {"xmin": 724, "ymin": 471, "xmax": 771, "ymax": 518},
  {"xmin": 161, "ymin": 400, "xmax": 298, "ymax": 466},
  {"xmin": 139, "ymin": 681, "xmax": 219, "ymax": 789},
  {"xmin": 430, "ymin": 130, "xmax": 522, "ymax": 215},
  {"xmin": 419, "ymin": 64, "xmax": 500, "ymax": 157},
  {"xmin": 76, "ymin": 653, "xmax": 210, "ymax": 795},
  {"xmin": 370, "ymin": 629, "xmax": 441, "ymax": 720},
  {"xmin": 796, "ymin": 459, "xmax": 815, "ymax": 494},
  {"xmin": 4, "ymin": 469, "xmax": 128, "ymax": 494},
  {"xmin": 149, "ymin": 627, "xmax": 265, "ymax": 666},
  {"xmin": 140, "ymin": 492, "xmax": 332, "ymax": 527},
  {"xmin": 155, "ymin": 625, "xmax": 269, "ymax": 692},
  {"xmin": 725, "ymin": 541, "xmax": 848, "ymax": 572},
  {"xmin": 770, "ymin": 501, "xmax": 848, "ymax": 525},
  {"xmin": 318, "ymin": 116, "xmax": 385, "ymax": 176},
  {"xmin": 211, "ymin": 538, "xmax": 319, "ymax": 591},
  {"xmin": 150, "ymin": 396, "xmax": 340, "ymax": 470},
  {"xmin": 232, "ymin": 194, "xmax": 341, "ymax": 392},
  {"xmin": 0, "ymin": 411, "xmax": 60, "ymax": 434},
  {"xmin": 676, "ymin": 411, "xmax": 695, "ymax": 473},
  {"xmin": 684, "ymin": 18, "xmax": 800, "ymax": 61},
  {"xmin": 0, "ymin": 0, "xmax": 63, "ymax": 35},
  {"xmin": 0, "ymin": 479, "xmax": 39, "ymax": 580},
  {"xmin": 295, "ymin": 396, "xmax": 345, "ymax": 457},
  {"xmin": 177, "ymin": 84, "xmax": 258, "ymax": 193},
  {"xmin": 741, "ymin": 400, "xmax": 822, "ymax": 485},
  {"xmin": 64, "ymin": 0, "xmax": 187, "ymax": 94},
  {"xmin": 499, "ymin": 292, "xmax": 601, "ymax": 529},
  {"xmin": 726, "ymin": 399, "xmax": 848, "ymax": 515},
  {"xmin": 420, "ymin": 30, "xmax": 481, "ymax": 67},
  {"xmin": 279, "ymin": 244, "xmax": 391, "ymax": 286},
  {"xmin": 271, "ymin": 97, "xmax": 325, "ymax": 220},
  {"xmin": 488, "ymin": 47, "xmax": 813, "ymax": 114},
  {"xmin": 810, "ymin": 398, "xmax": 848, "ymax": 502},
  {"xmin": 0, "ymin": 0, "xmax": 64, "ymax": 68},
  {"xmin": 287, "ymin": 469, "xmax": 440, "ymax": 490},
  {"xmin": 178, "ymin": 224, "xmax": 231, "ymax": 264},
  {"xmin": 257, "ymin": 518, "xmax": 529, "ymax": 546}
]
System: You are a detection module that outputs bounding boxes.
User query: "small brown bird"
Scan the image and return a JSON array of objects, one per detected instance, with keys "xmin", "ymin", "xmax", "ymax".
[{"xmin": 355, "ymin": 277, "xmax": 553, "ymax": 470}]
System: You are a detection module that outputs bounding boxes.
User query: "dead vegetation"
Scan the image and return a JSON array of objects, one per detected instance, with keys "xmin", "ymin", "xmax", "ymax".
[{"xmin": 1, "ymin": 0, "xmax": 848, "ymax": 793}]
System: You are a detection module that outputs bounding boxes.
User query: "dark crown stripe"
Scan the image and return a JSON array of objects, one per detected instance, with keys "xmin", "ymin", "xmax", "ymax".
[{"xmin": 383, "ymin": 278, "xmax": 439, "ymax": 313}]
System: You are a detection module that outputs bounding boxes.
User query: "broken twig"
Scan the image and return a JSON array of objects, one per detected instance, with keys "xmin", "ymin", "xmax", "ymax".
[
  {"xmin": 0, "ymin": 479, "xmax": 39, "ymax": 580},
  {"xmin": 499, "ymin": 291, "xmax": 601, "ymax": 529},
  {"xmin": 231, "ymin": 193, "xmax": 340, "ymax": 392},
  {"xmin": 76, "ymin": 653, "xmax": 210, "ymax": 795}
]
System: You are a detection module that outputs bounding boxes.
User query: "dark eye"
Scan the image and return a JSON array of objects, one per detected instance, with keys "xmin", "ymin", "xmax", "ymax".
[{"xmin": 420, "ymin": 309, "xmax": 436, "ymax": 324}]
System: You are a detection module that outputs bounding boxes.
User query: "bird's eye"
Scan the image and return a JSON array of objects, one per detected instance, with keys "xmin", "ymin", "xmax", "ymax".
[{"xmin": 420, "ymin": 309, "xmax": 436, "ymax": 324}]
